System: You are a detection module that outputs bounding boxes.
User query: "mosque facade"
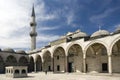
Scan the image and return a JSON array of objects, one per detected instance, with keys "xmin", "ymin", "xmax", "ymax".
[{"xmin": 0, "ymin": 6, "xmax": 120, "ymax": 74}]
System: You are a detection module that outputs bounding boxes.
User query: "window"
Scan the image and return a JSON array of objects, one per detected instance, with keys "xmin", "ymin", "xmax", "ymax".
[{"xmin": 57, "ymin": 56, "xmax": 59, "ymax": 60}]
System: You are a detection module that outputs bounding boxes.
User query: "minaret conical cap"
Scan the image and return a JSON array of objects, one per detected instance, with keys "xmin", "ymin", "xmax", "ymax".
[{"xmin": 31, "ymin": 4, "xmax": 35, "ymax": 17}]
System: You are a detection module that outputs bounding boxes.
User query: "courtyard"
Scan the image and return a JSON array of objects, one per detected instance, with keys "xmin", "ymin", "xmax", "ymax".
[{"xmin": 1, "ymin": 72, "xmax": 120, "ymax": 80}]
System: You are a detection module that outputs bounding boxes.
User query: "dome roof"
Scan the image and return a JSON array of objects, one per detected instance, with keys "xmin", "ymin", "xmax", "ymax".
[
  {"xmin": 66, "ymin": 32, "xmax": 73, "ymax": 36},
  {"xmin": 115, "ymin": 25, "xmax": 120, "ymax": 32},
  {"xmin": 3, "ymin": 48, "xmax": 15, "ymax": 53},
  {"xmin": 72, "ymin": 31, "xmax": 87, "ymax": 38},
  {"xmin": 16, "ymin": 50, "xmax": 26, "ymax": 54},
  {"xmin": 91, "ymin": 30, "xmax": 110, "ymax": 37}
]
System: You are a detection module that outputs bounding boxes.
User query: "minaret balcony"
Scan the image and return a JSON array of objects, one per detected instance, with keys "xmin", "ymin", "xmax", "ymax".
[
  {"xmin": 30, "ymin": 22, "xmax": 37, "ymax": 26},
  {"xmin": 30, "ymin": 31, "xmax": 37, "ymax": 37}
]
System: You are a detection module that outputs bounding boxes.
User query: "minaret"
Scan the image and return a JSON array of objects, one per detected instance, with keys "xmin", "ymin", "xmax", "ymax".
[{"xmin": 30, "ymin": 5, "xmax": 37, "ymax": 50}]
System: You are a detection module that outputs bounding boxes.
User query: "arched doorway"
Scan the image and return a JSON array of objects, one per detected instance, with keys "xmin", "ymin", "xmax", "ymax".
[
  {"xmin": 112, "ymin": 40, "xmax": 120, "ymax": 73},
  {"xmin": 86, "ymin": 43, "xmax": 108, "ymax": 73},
  {"xmin": 6, "ymin": 55, "xmax": 17, "ymax": 66},
  {"xmin": 68, "ymin": 44, "xmax": 83, "ymax": 73},
  {"xmin": 43, "ymin": 51, "xmax": 51, "ymax": 71},
  {"xmin": 0, "ymin": 56, "xmax": 4, "ymax": 73},
  {"xmin": 28, "ymin": 56, "xmax": 34, "ymax": 72},
  {"xmin": 19, "ymin": 56, "xmax": 28, "ymax": 66},
  {"xmin": 36, "ymin": 55, "xmax": 42, "ymax": 72},
  {"xmin": 53, "ymin": 47, "xmax": 65, "ymax": 72}
]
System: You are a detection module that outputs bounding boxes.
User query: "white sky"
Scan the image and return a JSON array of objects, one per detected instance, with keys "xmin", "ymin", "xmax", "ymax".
[{"xmin": 0, "ymin": 0, "xmax": 59, "ymax": 50}]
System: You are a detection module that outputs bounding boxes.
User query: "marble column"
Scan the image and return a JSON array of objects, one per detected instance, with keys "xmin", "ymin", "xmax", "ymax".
[
  {"xmin": 83, "ymin": 53, "xmax": 86, "ymax": 73},
  {"xmin": 65, "ymin": 56, "xmax": 68, "ymax": 72},
  {"xmin": 108, "ymin": 55, "xmax": 112, "ymax": 74},
  {"xmin": 83, "ymin": 58, "xmax": 86, "ymax": 73},
  {"xmin": 34, "ymin": 62, "xmax": 36, "ymax": 72},
  {"xmin": 52, "ymin": 58, "xmax": 54, "ymax": 72}
]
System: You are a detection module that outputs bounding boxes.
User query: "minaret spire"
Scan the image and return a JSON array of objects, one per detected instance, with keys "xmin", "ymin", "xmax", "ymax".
[
  {"xmin": 31, "ymin": 4, "xmax": 35, "ymax": 17},
  {"xmin": 30, "ymin": 5, "xmax": 37, "ymax": 50}
]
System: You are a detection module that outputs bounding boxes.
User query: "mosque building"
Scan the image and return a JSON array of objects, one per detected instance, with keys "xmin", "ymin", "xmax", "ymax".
[{"xmin": 0, "ymin": 6, "xmax": 120, "ymax": 74}]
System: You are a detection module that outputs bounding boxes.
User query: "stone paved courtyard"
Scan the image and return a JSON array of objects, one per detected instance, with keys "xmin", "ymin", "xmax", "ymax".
[{"xmin": 1, "ymin": 72, "xmax": 120, "ymax": 80}]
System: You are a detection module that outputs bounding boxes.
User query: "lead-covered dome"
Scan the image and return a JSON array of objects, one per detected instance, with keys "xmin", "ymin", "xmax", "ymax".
[
  {"xmin": 72, "ymin": 30, "xmax": 88, "ymax": 38},
  {"xmin": 3, "ymin": 48, "xmax": 15, "ymax": 53},
  {"xmin": 115, "ymin": 25, "xmax": 120, "ymax": 33},
  {"xmin": 66, "ymin": 32, "xmax": 73, "ymax": 36},
  {"xmin": 16, "ymin": 50, "xmax": 26, "ymax": 54},
  {"xmin": 91, "ymin": 30, "xmax": 110, "ymax": 37}
]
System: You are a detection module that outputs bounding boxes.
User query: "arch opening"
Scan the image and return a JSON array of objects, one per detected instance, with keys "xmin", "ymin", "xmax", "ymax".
[
  {"xmin": 19, "ymin": 56, "xmax": 28, "ymax": 66},
  {"xmin": 36, "ymin": 55, "xmax": 42, "ymax": 72},
  {"xmin": 86, "ymin": 43, "xmax": 108, "ymax": 73},
  {"xmin": 28, "ymin": 56, "xmax": 34, "ymax": 72},
  {"xmin": 53, "ymin": 47, "xmax": 65, "ymax": 72},
  {"xmin": 43, "ymin": 51, "xmax": 52, "ymax": 71},
  {"xmin": 6, "ymin": 55, "xmax": 17, "ymax": 66},
  {"xmin": 112, "ymin": 39, "xmax": 120, "ymax": 73},
  {"xmin": 0, "ymin": 56, "xmax": 4, "ymax": 73},
  {"xmin": 67, "ymin": 44, "xmax": 83, "ymax": 73}
]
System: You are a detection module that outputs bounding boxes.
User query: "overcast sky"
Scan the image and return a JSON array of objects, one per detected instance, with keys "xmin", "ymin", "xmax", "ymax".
[{"xmin": 0, "ymin": 0, "xmax": 120, "ymax": 51}]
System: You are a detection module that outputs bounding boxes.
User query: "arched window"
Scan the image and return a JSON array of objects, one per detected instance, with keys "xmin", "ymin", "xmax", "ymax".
[
  {"xmin": 22, "ymin": 69, "xmax": 26, "ymax": 74},
  {"xmin": 15, "ymin": 69, "xmax": 19, "ymax": 74}
]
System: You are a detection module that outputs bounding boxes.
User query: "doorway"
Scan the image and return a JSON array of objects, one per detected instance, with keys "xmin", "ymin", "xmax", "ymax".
[
  {"xmin": 102, "ymin": 63, "xmax": 108, "ymax": 72},
  {"xmin": 48, "ymin": 66, "xmax": 51, "ymax": 71},
  {"xmin": 57, "ymin": 65, "xmax": 60, "ymax": 71},
  {"xmin": 68, "ymin": 62, "xmax": 73, "ymax": 72}
]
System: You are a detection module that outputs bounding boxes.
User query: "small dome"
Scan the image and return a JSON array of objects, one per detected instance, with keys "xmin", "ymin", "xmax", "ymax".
[
  {"xmin": 75, "ymin": 29, "xmax": 81, "ymax": 33},
  {"xmin": 66, "ymin": 32, "xmax": 73, "ymax": 36},
  {"xmin": 16, "ymin": 50, "xmax": 26, "ymax": 54},
  {"xmin": 115, "ymin": 25, "xmax": 120, "ymax": 33},
  {"xmin": 116, "ymin": 27, "xmax": 120, "ymax": 31},
  {"xmin": 72, "ymin": 31, "xmax": 87, "ymax": 38},
  {"xmin": 3, "ymin": 48, "xmax": 15, "ymax": 53},
  {"xmin": 91, "ymin": 30, "xmax": 110, "ymax": 37}
]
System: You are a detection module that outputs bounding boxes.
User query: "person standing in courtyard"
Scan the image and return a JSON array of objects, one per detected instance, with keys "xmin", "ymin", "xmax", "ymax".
[{"xmin": 45, "ymin": 70, "xmax": 47, "ymax": 75}]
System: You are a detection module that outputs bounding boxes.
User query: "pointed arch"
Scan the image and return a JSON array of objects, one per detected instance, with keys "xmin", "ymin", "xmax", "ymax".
[
  {"xmin": 6, "ymin": 55, "xmax": 17, "ymax": 66},
  {"xmin": 84, "ymin": 40, "xmax": 108, "ymax": 54},
  {"xmin": 19, "ymin": 56, "xmax": 28, "ymax": 66},
  {"xmin": 85, "ymin": 42, "xmax": 108, "ymax": 73},
  {"xmin": 110, "ymin": 37, "xmax": 120, "ymax": 73},
  {"xmin": 43, "ymin": 51, "xmax": 52, "ymax": 71},
  {"xmin": 66, "ymin": 42, "xmax": 83, "ymax": 56},
  {"xmin": 35, "ymin": 55, "xmax": 42, "ymax": 71},
  {"xmin": 28, "ymin": 56, "xmax": 34, "ymax": 72},
  {"xmin": 67, "ymin": 44, "xmax": 83, "ymax": 73},
  {"xmin": 109, "ymin": 36, "xmax": 120, "ymax": 54},
  {"xmin": 0, "ymin": 56, "xmax": 4, "ymax": 73},
  {"xmin": 53, "ymin": 47, "xmax": 66, "ymax": 72}
]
